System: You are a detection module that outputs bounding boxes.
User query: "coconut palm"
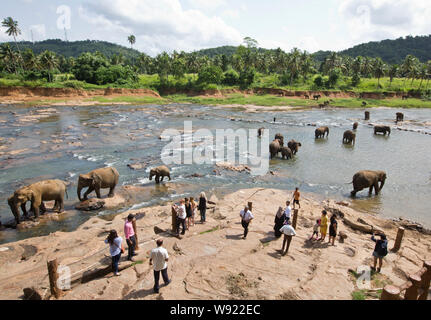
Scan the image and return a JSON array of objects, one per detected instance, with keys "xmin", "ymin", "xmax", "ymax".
[
  {"xmin": 39, "ymin": 50, "xmax": 59, "ymax": 82},
  {"xmin": 373, "ymin": 58, "xmax": 386, "ymax": 88},
  {"xmin": 0, "ymin": 43, "xmax": 19, "ymax": 73},
  {"xmin": 128, "ymin": 35, "xmax": 136, "ymax": 49},
  {"xmin": 2, "ymin": 17, "xmax": 22, "ymax": 72},
  {"xmin": 388, "ymin": 64, "xmax": 398, "ymax": 87}
]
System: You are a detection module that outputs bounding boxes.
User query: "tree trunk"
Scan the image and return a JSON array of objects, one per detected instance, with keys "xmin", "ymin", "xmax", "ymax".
[{"xmin": 47, "ymin": 259, "xmax": 63, "ymax": 299}]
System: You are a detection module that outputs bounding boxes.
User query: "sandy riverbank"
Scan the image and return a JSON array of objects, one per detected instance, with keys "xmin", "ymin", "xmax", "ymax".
[{"xmin": 0, "ymin": 188, "xmax": 430, "ymax": 300}]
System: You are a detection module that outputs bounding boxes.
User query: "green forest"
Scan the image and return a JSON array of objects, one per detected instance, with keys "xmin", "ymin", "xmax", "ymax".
[{"xmin": 1, "ymin": 17, "xmax": 431, "ymax": 98}]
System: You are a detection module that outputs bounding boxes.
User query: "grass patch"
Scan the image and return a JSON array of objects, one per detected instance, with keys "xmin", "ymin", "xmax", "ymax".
[
  {"xmin": 130, "ymin": 260, "xmax": 144, "ymax": 267},
  {"xmin": 352, "ymin": 290, "xmax": 367, "ymax": 300},
  {"xmin": 199, "ymin": 226, "xmax": 220, "ymax": 235}
]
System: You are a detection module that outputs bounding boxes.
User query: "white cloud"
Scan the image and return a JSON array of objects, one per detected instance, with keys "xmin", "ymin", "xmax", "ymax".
[
  {"xmin": 80, "ymin": 0, "xmax": 242, "ymax": 55},
  {"xmin": 338, "ymin": 0, "xmax": 431, "ymax": 44},
  {"xmin": 186, "ymin": 0, "xmax": 227, "ymax": 11}
]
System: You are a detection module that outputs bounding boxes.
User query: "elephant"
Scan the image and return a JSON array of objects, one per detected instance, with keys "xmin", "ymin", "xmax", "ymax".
[
  {"xmin": 269, "ymin": 139, "xmax": 282, "ymax": 159},
  {"xmin": 258, "ymin": 128, "xmax": 265, "ymax": 138},
  {"xmin": 343, "ymin": 130, "xmax": 356, "ymax": 145},
  {"xmin": 315, "ymin": 126, "xmax": 329, "ymax": 139},
  {"xmin": 77, "ymin": 167, "xmax": 119, "ymax": 201},
  {"xmin": 350, "ymin": 170, "xmax": 387, "ymax": 197},
  {"xmin": 287, "ymin": 140, "xmax": 302, "ymax": 155},
  {"xmin": 8, "ymin": 180, "xmax": 68, "ymax": 224},
  {"xmin": 149, "ymin": 166, "xmax": 171, "ymax": 184},
  {"xmin": 280, "ymin": 147, "xmax": 293, "ymax": 160},
  {"xmin": 313, "ymin": 95, "xmax": 321, "ymax": 101},
  {"xmin": 365, "ymin": 111, "xmax": 370, "ymax": 120},
  {"xmin": 396, "ymin": 113, "xmax": 404, "ymax": 122},
  {"xmin": 374, "ymin": 125, "xmax": 391, "ymax": 136},
  {"xmin": 274, "ymin": 133, "xmax": 284, "ymax": 147},
  {"xmin": 353, "ymin": 122, "xmax": 359, "ymax": 130}
]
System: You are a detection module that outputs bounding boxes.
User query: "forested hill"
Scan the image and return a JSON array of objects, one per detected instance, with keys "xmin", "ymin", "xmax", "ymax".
[
  {"xmin": 1, "ymin": 39, "xmax": 140, "ymax": 59},
  {"xmin": 314, "ymin": 35, "xmax": 431, "ymax": 64}
]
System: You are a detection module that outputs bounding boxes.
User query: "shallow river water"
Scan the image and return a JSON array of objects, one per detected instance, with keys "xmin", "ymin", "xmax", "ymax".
[{"xmin": 0, "ymin": 103, "xmax": 430, "ymax": 244}]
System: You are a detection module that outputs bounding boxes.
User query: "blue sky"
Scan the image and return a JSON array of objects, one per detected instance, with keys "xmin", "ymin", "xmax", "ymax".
[{"xmin": 1, "ymin": 0, "xmax": 431, "ymax": 56}]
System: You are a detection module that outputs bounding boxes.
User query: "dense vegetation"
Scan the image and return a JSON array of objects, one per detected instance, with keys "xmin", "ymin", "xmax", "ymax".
[{"xmin": 1, "ymin": 17, "xmax": 431, "ymax": 97}]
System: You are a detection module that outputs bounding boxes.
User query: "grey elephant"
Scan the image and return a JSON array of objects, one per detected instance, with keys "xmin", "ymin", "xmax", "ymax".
[
  {"xmin": 350, "ymin": 170, "xmax": 387, "ymax": 197},
  {"xmin": 280, "ymin": 147, "xmax": 293, "ymax": 160},
  {"xmin": 353, "ymin": 122, "xmax": 358, "ymax": 130},
  {"xmin": 396, "ymin": 113, "xmax": 404, "ymax": 122},
  {"xmin": 258, "ymin": 128, "xmax": 265, "ymax": 138},
  {"xmin": 269, "ymin": 139, "xmax": 282, "ymax": 159},
  {"xmin": 77, "ymin": 167, "xmax": 119, "ymax": 201},
  {"xmin": 287, "ymin": 140, "xmax": 302, "ymax": 155},
  {"xmin": 8, "ymin": 180, "xmax": 68, "ymax": 224},
  {"xmin": 150, "ymin": 166, "xmax": 171, "ymax": 184},
  {"xmin": 315, "ymin": 126, "xmax": 329, "ymax": 139},
  {"xmin": 374, "ymin": 125, "xmax": 391, "ymax": 136},
  {"xmin": 343, "ymin": 130, "xmax": 356, "ymax": 145},
  {"xmin": 275, "ymin": 133, "xmax": 284, "ymax": 147}
]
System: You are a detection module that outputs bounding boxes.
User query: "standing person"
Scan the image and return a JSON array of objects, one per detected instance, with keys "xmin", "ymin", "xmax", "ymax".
[
  {"xmin": 280, "ymin": 220, "xmax": 296, "ymax": 256},
  {"xmin": 274, "ymin": 207, "xmax": 285, "ymax": 238},
  {"xmin": 318, "ymin": 210, "xmax": 328, "ymax": 241},
  {"xmin": 173, "ymin": 199, "xmax": 187, "ymax": 236},
  {"xmin": 284, "ymin": 201, "xmax": 292, "ymax": 223},
  {"xmin": 185, "ymin": 198, "xmax": 192, "ymax": 230},
  {"xmin": 124, "ymin": 214, "xmax": 137, "ymax": 261},
  {"xmin": 190, "ymin": 197, "xmax": 197, "ymax": 227},
  {"xmin": 105, "ymin": 230, "xmax": 124, "ymax": 276},
  {"xmin": 292, "ymin": 188, "xmax": 301, "ymax": 209},
  {"xmin": 150, "ymin": 239, "xmax": 171, "ymax": 293},
  {"xmin": 240, "ymin": 206, "xmax": 254, "ymax": 239},
  {"xmin": 198, "ymin": 192, "xmax": 207, "ymax": 223},
  {"xmin": 310, "ymin": 219, "xmax": 320, "ymax": 241},
  {"xmin": 328, "ymin": 214, "xmax": 338, "ymax": 246},
  {"xmin": 371, "ymin": 233, "xmax": 388, "ymax": 273}
]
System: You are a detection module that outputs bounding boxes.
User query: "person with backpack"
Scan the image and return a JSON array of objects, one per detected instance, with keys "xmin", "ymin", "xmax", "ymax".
[{"xmin": 371, "ymin": 233, "xmax": 388, "ymax": 273}]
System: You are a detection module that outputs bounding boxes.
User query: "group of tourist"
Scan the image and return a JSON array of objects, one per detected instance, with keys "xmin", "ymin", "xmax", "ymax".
[
  {"xmin": 308, "ymin": 210, "xmax": 338, "ymax": 246},
  {"xmin": 172, "ymin": 192, "xmax": 208, "ymax": 236}
]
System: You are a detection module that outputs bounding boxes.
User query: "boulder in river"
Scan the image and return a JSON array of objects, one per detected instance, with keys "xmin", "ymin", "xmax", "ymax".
[{"xmin": 75, "ymin": 199, "xmax": 105, "ymax": 211}]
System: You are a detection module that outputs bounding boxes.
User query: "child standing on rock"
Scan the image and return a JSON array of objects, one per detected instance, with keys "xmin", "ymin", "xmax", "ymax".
[{"xmin": 310, "ymin": 219, "xmax": 320, "ymax": 241}]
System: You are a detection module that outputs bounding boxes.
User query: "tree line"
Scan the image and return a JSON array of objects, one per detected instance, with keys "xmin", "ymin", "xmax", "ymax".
[{"xmin": 1, "ymin": 17, "xmax": 431, "ymax": 91}]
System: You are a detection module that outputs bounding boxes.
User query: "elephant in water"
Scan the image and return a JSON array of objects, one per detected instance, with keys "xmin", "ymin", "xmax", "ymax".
[
  {"xmin": 374, "ymin": 125, "xmax": 391, "ymax": 136},
  {"xmin": 77, "ymin": 167, "xmax": 119, "ymax": 201},
  {"xmin": 8, "ymin": 180, "xmax": 68, "ymax": 224},
  {"xmin": 269, "ymin": 139, "xmax": 282, "ymax": 159},
  {"xmin": 258, "ymin": 128, "xmax": 265, "ymax": 138},
  {"xmin": 150, "ymin": 166, "xmax": 171, "ymax": 184},
  {"xmin": 350, "ymin": 170, "xmax": 387, "ymax": 197},
  {"xmin": 353, "ymin": 122, "xmax": 359, "ymax": 130},
  {"xmin": 287, "ymin": 140, "xmax": 302, "ymax": 155},
  {"xmin": 396, "ymin": 113, "xmax": 404, "ymax": 122},
  {"xmin": 280, "ymin": 147, "xmax": 293, "ymax": 160},
  {"xmin": 343, "ymin": 130, "xmax": 356, "ymax": 145},
  {"xmin": 315, "ymin": 126, "xmax": 329, "ymax": 139}
]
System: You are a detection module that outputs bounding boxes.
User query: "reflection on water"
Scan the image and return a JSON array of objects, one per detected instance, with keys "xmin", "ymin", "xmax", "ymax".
[{"xmin": 0, "ymin": 104, "xmax": 430, "ymax": 244}]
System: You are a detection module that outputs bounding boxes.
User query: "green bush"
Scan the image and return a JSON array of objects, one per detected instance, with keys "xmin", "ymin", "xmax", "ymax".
[
  {"xmin": 223, "ymin": 69, "xmax": 239, "ymax": 86},
  {"xmin": 198, "ymin": 65, "xmax": 223, "ymax": 85},
  {"xmin": 313, "ymin": 75, "xmax": 324, "ymax": 88},
  {"xmin": 94, "ymin": 65, "xmax": 138, "ymax": 85},
  {"xmin": 239, "ymin": 67, "xmax": 256, "ymax": 89},
  {"xmin": 62, "ymin": 80, "xmax": 84, "ymax": 89}
]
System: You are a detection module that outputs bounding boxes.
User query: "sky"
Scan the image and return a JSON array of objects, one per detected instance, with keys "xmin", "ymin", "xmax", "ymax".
[{"xmin": 1, "ymin": 0, "xmax": 431, "ymax": 56}]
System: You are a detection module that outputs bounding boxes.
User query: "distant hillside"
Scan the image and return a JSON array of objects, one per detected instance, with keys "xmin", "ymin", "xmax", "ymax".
[
  {"xmin": 314, "ymin": 35, "xmax": 431, "ymax": 64},
  {"xmin": 1, "ymin": 39, "xmax": 141, "ymax": 59}
]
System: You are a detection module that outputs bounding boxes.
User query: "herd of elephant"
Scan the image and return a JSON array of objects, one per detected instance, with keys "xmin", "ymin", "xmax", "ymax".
[
  {"xmin": 7, "ymin": 165, "xmax": 171, "ymax": 225},
  {"xmin": 263, "ymin": 111, "xmax": 401, "ymax": 200}
]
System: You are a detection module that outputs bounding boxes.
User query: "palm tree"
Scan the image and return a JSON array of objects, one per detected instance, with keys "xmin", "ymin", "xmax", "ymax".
[
  {"xmin": 128, "ymin": 35, "xmax": 136, "ymax": 49},
  {"xmin": 2, "ymin": 17, "xmax": 22, "ymax": 72},
  {"xmin": 401, "ymin": 55, "xmax": 418, "ymax": 88},
  {"xmin": 388, "ymin": 64, "xmax": 398, "ymax": 88},
  {"xmin": 0, "ymin": 43, "xmax": 19, "ymax": 73},
  {"xmin": 373, "ymin": 58, "xmax": 386, "ymax": 88},
  {"xmin": 426, "ymin": 61, "xmax": 431, "ymax": 90},
  {"xmin": 39, "ymin": 50, "xmax": 59, "ymax": 82},
  {"xmin": 418, "ymin": 63, "xmax": 427, "ymax": 90}
]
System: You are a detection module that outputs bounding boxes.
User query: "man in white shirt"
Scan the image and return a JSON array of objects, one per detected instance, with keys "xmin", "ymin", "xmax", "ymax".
[
  {"xmin": 150, "ymin": 239, "xmax": 171, "ymax": 293},
  {"xmin": 240, "ymin": 206, "xmax": 254, "ymax": 239},
  {"xmin": 284, "ymin": 201, "xmax": 292, "ymax": 222},
  {"xmin": 280, "ymin": 220, "xmax": 296, "ymax": 256},
  {"xmin": 173, "ymin": 199, "xmax": 187, "ymax": 236}
]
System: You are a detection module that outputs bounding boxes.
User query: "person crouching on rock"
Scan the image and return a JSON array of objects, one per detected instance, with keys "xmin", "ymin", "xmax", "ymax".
[
  {"xmin": 240, "ymin": 206, "xmax": 254, "ymax": 239},
  {"xmin": 173, "ymin": 199, "xmax": 187, "ymax": 236},
  {"xmin": 105, "ymin": 230, "xmax": 125, "ymax": 277},
  {"xmin": 371, "ymin": 233, "xmax": 388, "ymax": 273},
  {"xmin": 124, "ymin": 214, "xmax": 137, "ymax": 261}
]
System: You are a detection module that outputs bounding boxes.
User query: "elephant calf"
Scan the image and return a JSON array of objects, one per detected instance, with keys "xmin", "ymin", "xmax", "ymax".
[
  {"xmin": 150, "ymin": 166, "xmax": 171, "ymax": 184},
  {"xmin": 351, "ymin": 170, "xmax": 387, "ymax": 197},
  {"xmin": 353, "ymin": 122, "xmax": 359, "ymax": 130},
  {"xmin": 280, "ymin": 147, "xmax": 293, "ymax": 160},
  {"xmin": 8, "ymin": 180, "xmax": 68, "ymax": 224},
  {"xmin": 396, "ymin": 113, "xmax": 404, "ymax": 122},
  {"xmin": 374, "ymin": 125, "xmax": 391, "ymax": 136},
  {"xmin": 287, "ymin": 140, "xmax": 302, "ymax": 155},
  {"xmin": 315, "ymin": 126, "xmax": 329, "ymax": 139},
  {"xmin": 343, "ymin": 130, "xmax": 356, "ymax": 145},
  {"xmin": 77, "ymin": 167, "xmax": 119, "ymax": 201}
]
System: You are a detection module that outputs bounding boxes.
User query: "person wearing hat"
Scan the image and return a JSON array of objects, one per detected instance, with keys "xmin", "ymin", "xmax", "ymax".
[{"xmin": 124, "ymin": 214, "xmax": 137, "ymax": 261}]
